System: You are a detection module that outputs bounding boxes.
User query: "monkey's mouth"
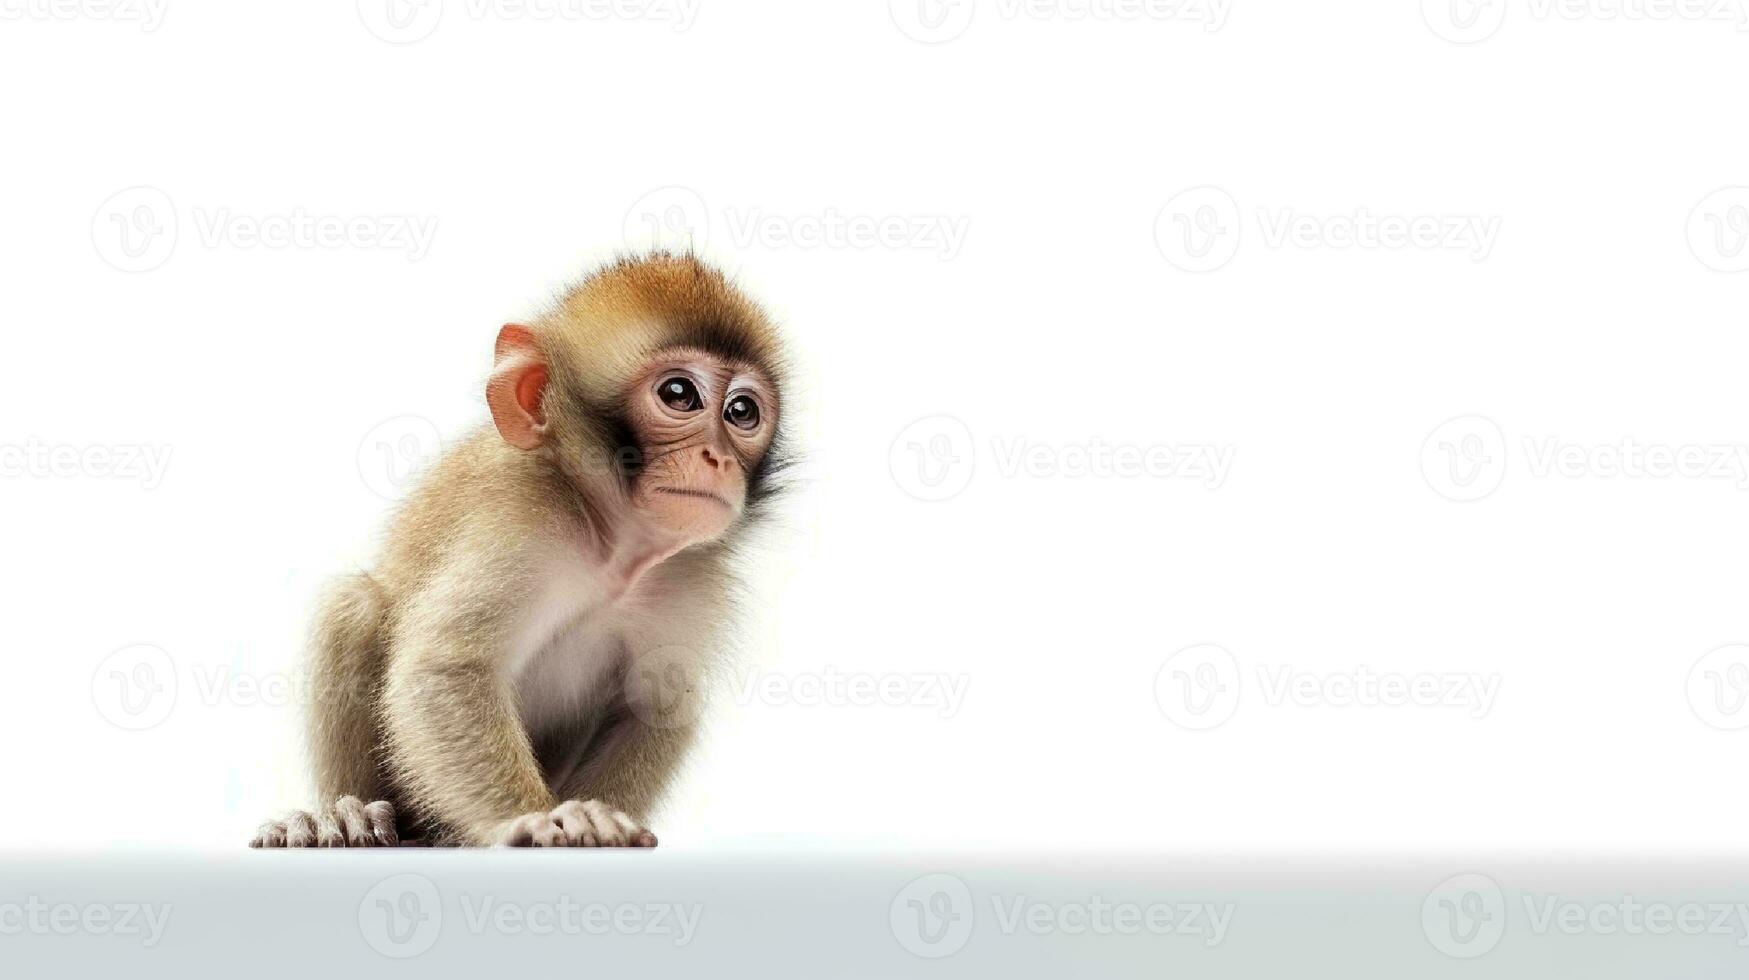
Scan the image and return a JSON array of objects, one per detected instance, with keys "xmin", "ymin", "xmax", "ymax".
[{"xmin": 653, "ymin": 486, "xmax": 731, "ymax": 509}]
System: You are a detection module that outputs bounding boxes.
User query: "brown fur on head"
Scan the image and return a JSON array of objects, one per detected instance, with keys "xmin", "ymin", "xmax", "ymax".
[
  {"xmin": 538, "ymin": 252, "xmax": 788, "ymax": 406},
  {"xmin": 487, "ymin": 252, "xmax": 792, "ymax": 546}
]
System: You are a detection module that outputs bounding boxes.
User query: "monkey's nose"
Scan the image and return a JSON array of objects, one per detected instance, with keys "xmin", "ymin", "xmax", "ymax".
[{"xmin": 701, "ymin": 445, "xmax": 728, "ymax": 469}]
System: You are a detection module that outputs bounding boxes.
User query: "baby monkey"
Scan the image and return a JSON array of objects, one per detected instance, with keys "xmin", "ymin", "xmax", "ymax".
[{"xmin": 252, "ymin": 253, "xmax": 788, "ymax": 847}]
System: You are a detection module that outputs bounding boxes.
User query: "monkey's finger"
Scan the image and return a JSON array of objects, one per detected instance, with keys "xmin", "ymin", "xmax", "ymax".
[
  {"xmin": 551, "ymin": 802, "xmax": 596, "ymax": 847},
  {"xmin": 314, "ymin": 806, "xmax": 347, "ymax": 848},
  {"xmin": 580, "ymin": 801, "xmax": 629, "ymax": 847},
  {"xmin": 606, "ymin": 809, "xmax": 655, "ymax": 848},
  {"xmin": 252, "ymin": 821, "xmax": 287, "ymax": 848},
  {"xmin": 284, "ymin": 811, "xmax": 318, "ymax": 848},
  {"xmin": 332, "ymin": 796, "xmax": 374, "ymax": 846},
  {"xmin": 497, "ymin": 812, "xmax": 563, "ymax": 847},
  {"xmin": 364, "ymin": 801, "xmax": 399, "ymax": 847},
  {"xmin": 528, "ymin": 817, "xmax": 567, "ymax": 848},
  {"xmin": 497, "ymin": 820, "xmax": 531, "ymax": 847}
]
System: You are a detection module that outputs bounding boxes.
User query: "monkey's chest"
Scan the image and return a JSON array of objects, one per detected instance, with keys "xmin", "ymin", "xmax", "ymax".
[
  {"xmin": 503, "ymin": 548, "xmax": 718, "ymax": 744},
  {"xmin": 510, "ymin": 617, "xmax": 631, "ymax": 742}
]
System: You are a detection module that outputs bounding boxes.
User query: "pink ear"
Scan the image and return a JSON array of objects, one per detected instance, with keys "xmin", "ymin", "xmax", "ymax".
[{"xmin": 487, "ymin": 324, "xmax": 549, "ymax": 450}]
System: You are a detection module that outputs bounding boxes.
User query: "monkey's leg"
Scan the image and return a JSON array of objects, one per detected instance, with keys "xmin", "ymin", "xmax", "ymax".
[
  {"xmin": 250, "ymin": 576, "xmax": 401, "ymax": 849},
  {"xmin": 304, "ymin": 574, "xmax": 391, "ymax": 806},
  {"xmin": 251, "ymin": 797, "xmax": 399, "ymax": 848}
]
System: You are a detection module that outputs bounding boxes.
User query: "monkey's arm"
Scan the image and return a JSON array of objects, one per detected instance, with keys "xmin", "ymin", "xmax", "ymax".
[
  {"xmin": 383, "ymin": 663, "xmax": 554, "ymax": 844},
  {"xmin": 379, "ymin": 580, "xmax": 556, "ymax": 845}
]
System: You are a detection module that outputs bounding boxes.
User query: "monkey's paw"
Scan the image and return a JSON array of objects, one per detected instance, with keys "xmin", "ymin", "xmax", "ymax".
[
  {"xmin": 495, "ymin": 800, "xmax": 658, "ymax": 848},
  {"xmin": 250, "ymin": 796, "xmax": 399, "ymax": 848}
]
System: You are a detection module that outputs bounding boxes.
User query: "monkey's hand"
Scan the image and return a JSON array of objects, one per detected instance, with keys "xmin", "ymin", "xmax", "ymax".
[
  {"xmin": 250, "ymin": 796, "xmax": 400, "ymax": 848},
  {"xmin": 492, "ymin": 799, "xmax": 658, "ymax": 848}
]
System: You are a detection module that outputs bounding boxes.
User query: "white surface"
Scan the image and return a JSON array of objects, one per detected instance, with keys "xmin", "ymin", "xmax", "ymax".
[
  {"xmin": 1, "ymin": 1, "xmax": 1747, "ymax": 851},
  {"xmin": 5, "ymin": 851, "xmax": 1749, "ymax": 975}
]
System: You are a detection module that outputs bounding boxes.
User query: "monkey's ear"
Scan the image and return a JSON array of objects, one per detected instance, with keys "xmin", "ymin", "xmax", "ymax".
[{"xmin": 487, "ymin": 324, "xmax": 549, "ymax": 450}]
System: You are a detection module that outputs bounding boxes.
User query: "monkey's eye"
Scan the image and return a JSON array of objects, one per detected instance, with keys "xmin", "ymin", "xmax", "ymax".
[
  {"xmin": 724, "ymin": 394, "xmax": 760, "ymax": 430},
  {"xmin": 657, "ymin": 377, "xmax": 703, "ymax": 412}
]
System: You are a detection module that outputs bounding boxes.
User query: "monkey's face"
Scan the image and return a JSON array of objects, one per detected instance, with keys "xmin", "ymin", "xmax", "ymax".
[{"xmin": 622, "ymin": 348, "xmax": 777, "ymax": 542}]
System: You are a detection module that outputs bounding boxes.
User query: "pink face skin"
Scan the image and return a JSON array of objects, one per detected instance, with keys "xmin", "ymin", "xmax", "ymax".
[{"xmin": 623, "ymin": 348, "xmax": 777, "ymax": 544}]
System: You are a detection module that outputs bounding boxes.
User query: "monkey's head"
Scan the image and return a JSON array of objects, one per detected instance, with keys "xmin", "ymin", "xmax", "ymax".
[{"xmin": 487, "ymin": 253, "xmax": 789, "ymax": 546}]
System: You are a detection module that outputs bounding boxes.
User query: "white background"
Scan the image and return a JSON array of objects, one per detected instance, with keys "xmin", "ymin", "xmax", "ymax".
[{"xmin": 2, "ymin": 0, "xmax": 1748, "ymax": 852}]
